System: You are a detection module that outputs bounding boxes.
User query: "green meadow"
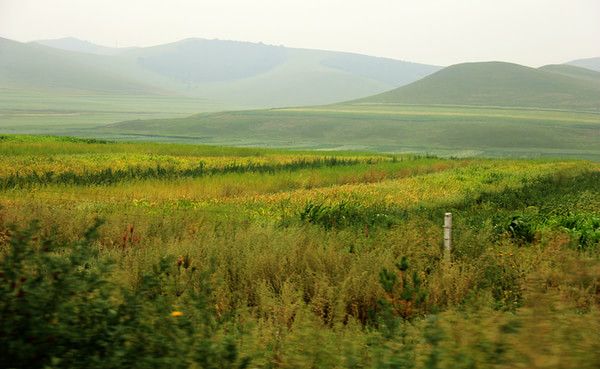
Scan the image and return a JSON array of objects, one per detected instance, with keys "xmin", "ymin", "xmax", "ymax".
[
  {"xmin": 2, "ymin": 93, "xmax": 599, "ymax": 159},
  {"xmin": 1, "ymin": 135, "xmax": 599, "ymax": 368},
  {"xmin": 0, "ymin": 89, "xmax": 231, "ymax": 136},
  {"xmin": 100, "ymin": 104, "xmax": 600, "ymax": 160}
]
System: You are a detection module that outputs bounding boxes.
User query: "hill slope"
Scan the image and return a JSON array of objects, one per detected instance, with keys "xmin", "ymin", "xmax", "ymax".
[
  {"xmin": 567, "ymin": 57, "xmax": 600, "ymax": 72},
  {"xmin": 97, "ymin": 61, "xmax": 600, "ymax": 159},
  {"xmin": 357, "ymin": 62, "xmax": 600, "ymax": 110},
  {"xmin": 34, "ymin": 37, "xmax": 131, "ymax": 55},
  {"xmin": 98, "ymin": 104, "xmax": 600, "ymax": 160},
  {"xmin": 0, "ymin": 37, "xmax": 159, "ymax": 94},
  {"xmin": 14, "ymin": 37, "xmax": 440, "ymax": 107},
  {"xmin": 540, "ymin": 64, "xmax": 600, "ymax": 83}
]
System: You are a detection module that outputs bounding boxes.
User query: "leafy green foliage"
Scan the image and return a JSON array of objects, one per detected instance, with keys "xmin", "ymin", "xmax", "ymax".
[
  {"xmin": 494, "ymin": 214, "xmax": 537, "ymax": 244},
  {"xmin": 552, "ymin": 213, "xmax": 600, "ymax": 250},
  {"xmin": 377, "ymin": 257, "xmax": 428, "ymax": 330},
  {"xmin": 299, "ymin": 201, "xmax": 403, "ymax": 230},
  {"xmin": 0, "ymin": 221, "xmax": 248, "ymax": 369}
]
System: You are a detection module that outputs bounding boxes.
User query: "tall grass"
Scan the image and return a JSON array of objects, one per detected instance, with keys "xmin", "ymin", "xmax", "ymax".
[{"xmin": 1, "ymin": 136, "xmax": 599, "ymax": 368}]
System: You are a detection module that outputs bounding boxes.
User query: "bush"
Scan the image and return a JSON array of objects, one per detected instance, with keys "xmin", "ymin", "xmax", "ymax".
[
  {"xmin": 552, "ymin": 213, "xmax": 600, "ymax": 250},
  {"xmin": 0, "ymin": 221, "xmax": 248, "ymax": 369},
  {"xmin": 493, "ymin": 213, "xmax": 537, "ymax": 244},
  {"xmin": 299, "ymin": 201, "xmax": 402, "ymax": 230}
]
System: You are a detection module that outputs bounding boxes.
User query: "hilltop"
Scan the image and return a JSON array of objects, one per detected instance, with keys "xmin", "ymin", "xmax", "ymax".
[{"xmin": 357, "ymin": 61, "xmax": 600, "ymax": 110}]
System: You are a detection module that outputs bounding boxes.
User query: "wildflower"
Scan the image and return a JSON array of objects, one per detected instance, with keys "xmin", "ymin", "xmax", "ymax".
[{"xmin": 171, "ymin": 311, "xmax": 184, "ymax": 317}]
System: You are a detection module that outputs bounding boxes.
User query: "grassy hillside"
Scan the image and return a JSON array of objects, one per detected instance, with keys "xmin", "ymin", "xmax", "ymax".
[
  {"xmin": 0, "ymin": 37, "xmax": 158, "ymax": 94},
  {"xmin": 358, "ymin": 62, "xmax": 600, "ymax": 110},
  {"xmin": 568, "ymin": 56, "xmax": 600, "ymax": 72},
  {"xmin": 35, "ymin": 37, "xmax": 132, "ymax": 55},
  {"xmin": 4, "ymin": 51, "xmax": 597, "ymax": 159},
  {"xmin": 3, "ymin": 37, "xmax": 440, "ymax": 108},
  {"xmin": 99, "ymin": 104, "xmax": 600, "ymax": 160},
  {"xmin": 540, "ymin": 64, "xmax": 600, "ymax": 83},
  {"xmin": 102, "ymin": 38, "xmax": 440, "ymax": 106},
  {"xmin": 2, "ymin": 135, "xmax": 599, "ymax": 367}
]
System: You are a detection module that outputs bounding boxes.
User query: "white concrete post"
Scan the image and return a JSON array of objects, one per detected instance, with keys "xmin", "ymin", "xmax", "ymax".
[{"xmin": 444, "ymin": 212, "xmax": 452, "ymax": 261}]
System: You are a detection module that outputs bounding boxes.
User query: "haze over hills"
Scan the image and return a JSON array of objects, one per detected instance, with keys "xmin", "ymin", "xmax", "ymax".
[
  {"xmin": 539, "ymin": 64, "xmax": 600, "ymax": 84},
  {"xmin": 0, "ymin": 37, "xmax": 160, "ymax": 94},
  {"xmin": 35, "ymin": 37, "xmax": 133, "ymax": 55},
  {"xmin": 2, "ymin": 36, "xmax": 599, "ymax": 160},
  {"xmin": 567, "ymin": 57, "xmax": 600, "ymax": 72},
  {"xmin": 1, "ymin": 36, "xmax": 441, "ymax": 107},
  {"xmin": 97, "ymin": 60, "xmax": 600, "ymax": 159},
  {"xmin": 357, "ymin": 61, "xmax": 600, "ymax": 110}
]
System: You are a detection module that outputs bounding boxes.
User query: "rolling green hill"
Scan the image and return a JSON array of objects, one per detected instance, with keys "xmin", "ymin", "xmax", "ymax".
[
  {"xmin": 567, "ymin": 56, "xmax": 600, "ymax": 72},
  {"xmin": 357, "ymin": 62, "xmax": 600, "ymax": 110},
  {"xmin": 4, "ymin": 38, "xmax": 599, "ymax": 160},
  {"xmin": 1, "ymin": 36, "xmax": 440, "ymax": 134},
  {"xmin": 95, "ymin": 60, "xmax": 600, "ymax": 159},
  {"xmin": 97, "ymin": 104, "xmax": 600, "ymax": 160},
  {"xmin": 3, "ymin": 36, "xmax": 440, "ymax": 107}
]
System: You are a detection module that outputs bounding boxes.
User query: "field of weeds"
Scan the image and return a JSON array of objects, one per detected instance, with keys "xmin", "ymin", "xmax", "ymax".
[{"xmin": 1, "ymin": 135, "xmax": 599, "ymax": 368}]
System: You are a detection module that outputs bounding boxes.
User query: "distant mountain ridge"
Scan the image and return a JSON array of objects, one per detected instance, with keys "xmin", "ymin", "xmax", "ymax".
[
  {"xmin": 567, "ymin": 57, "xmax": 600, "ymax": 72},
  {"xmin": 356, "ymin": 61, "xmax": 600, "ymax": 110},
  {"xmin": 539, "ymin": 64, "xmax": 600, "ymax": 83},
  {"xmin": 0, "ymin": 36, "xmax": 441, "ymax": 108},
  {"xmin": 34, "ymin": 37, "xmax": 133, "ymax": 55},
  {"xmin": 0, "ymin": 37, "xmax": 159, "ymax": 94}
]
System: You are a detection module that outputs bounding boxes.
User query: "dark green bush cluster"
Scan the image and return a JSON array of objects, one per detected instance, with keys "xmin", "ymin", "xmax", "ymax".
[
  {"xmin": 552, "ymin": 213, "xmax": 600, "ymax": 250},
  {"xmin": 493, "ymin": 213, "xmax": 538, "ymax": 244},
  {"xmin": 491, "ymin": 210, "xmax": 600, "ymax": 251},
  {"xmin": 377, "ymin": 257, "xmax": 427, "ymax": 331},
  {"xmin": 299, "ymin": 201, "xmax": 405, "ymax": 230},
  {"xmin": 474, "ymin": 171, "xmax": 600, "ymax": 212},
  {"xmin": 0, "ymin": 222, "xmax": 248, "ymax": 369}
]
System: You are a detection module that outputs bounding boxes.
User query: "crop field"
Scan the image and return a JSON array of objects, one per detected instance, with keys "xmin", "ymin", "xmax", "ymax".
[{"xmin": 1, "ymin": 135, "xmax": 599, "ymax": 368}]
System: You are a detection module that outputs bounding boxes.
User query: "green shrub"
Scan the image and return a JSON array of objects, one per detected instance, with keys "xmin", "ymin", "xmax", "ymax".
[
  {"xmin": 552, "ymin": 213, "xmax": 600, "ymax": 250},
  {"xmin": 493, "ymin": 213, "xmax": 537, "ymax": 244},
  {"xmin": 299, "ymin": 201, "xmax": 403, "ymax": 230},
  {"xmin": 0, "ymin": 221, "xmax": 248, "ymax": 369}
]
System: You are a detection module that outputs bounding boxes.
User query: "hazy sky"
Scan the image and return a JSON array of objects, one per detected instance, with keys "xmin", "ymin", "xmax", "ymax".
[{"xmin": 1, "ymin": 0, "xmax": 598, "ymax": 66}]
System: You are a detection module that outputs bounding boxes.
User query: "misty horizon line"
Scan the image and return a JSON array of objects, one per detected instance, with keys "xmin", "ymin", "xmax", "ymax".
[{"xmin": 4, "ymin": 34, "xmax": 598, "ymax": 69}]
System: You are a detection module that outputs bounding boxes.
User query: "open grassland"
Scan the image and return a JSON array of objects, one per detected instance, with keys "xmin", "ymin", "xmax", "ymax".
[
  {"xmin": 102, "ymin": 103, "xmax": 600, "ymax": 160},
  {"xmin": 2, "ymin": 90, "xmax": 599, "ymax": 161},
  {"xmin": 1, "ymin": 136, "xmax": 599, "ymax": 368},
  {"xmin": 0, "ymin": 89, "xmax": 232, "ymax": 136}
]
